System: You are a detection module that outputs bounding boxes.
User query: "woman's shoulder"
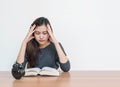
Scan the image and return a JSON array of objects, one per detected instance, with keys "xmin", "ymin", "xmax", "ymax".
[
  {"xmin": 48, "ymin": 42, "xmax": 61, "ymax": 50},
  {"xmin": 50, "ymin": 42, "xmax": 62, "ymax": 47}
]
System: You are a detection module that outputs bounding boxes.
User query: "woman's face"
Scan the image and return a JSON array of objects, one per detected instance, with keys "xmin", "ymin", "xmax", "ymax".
[{"xmin": 34, "ymin": 25, "xmax": 50, "ymax": 45}]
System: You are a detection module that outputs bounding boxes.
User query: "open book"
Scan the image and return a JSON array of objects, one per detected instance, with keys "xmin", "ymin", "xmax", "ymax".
[{"xmin": 24, "ymin": 67, "xmax": 59, "ymax": 76}]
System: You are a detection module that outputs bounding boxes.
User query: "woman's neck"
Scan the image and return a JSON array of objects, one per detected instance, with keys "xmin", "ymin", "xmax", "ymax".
[{"xmin": 39, "ymin": 41, "xmax": 50, "ymax": 49}]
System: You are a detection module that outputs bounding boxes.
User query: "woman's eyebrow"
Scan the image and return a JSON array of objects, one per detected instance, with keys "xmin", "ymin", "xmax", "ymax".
[
  {"xmin": 43, "ymin": 31, "xmax": 48, "ymax": 32},
  {"xmin": 35, "ymin": 30, "xmax": 47, "ymax": 32},
  {"xmin": 34, "ymin": 31, "xmax": 40, "ymax": 32}
]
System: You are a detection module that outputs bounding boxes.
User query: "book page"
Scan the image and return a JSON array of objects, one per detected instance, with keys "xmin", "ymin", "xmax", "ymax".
[
  {"xmin": 25, "ymin": 67, "xmax": 41, "ymax": 76},
  {"xmin": 39, "ymin": 67, "xmax": 59, "ymax": 76}
]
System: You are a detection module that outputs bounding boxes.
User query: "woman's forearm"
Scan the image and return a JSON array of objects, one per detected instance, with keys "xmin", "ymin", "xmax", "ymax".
[
  {"xmin": 54, "ymin": 40, "xmax": 68, "ymax": 63},
  {"xmin": 16, "ymin": 41, "xmax": 27, "ymax": 64}
]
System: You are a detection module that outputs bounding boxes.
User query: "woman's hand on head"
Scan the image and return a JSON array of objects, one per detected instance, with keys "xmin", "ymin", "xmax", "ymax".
[
  {"xmin": 47, "ymin": 24, "xmax": 58, "ymax": 43},
  {"xmin": 23, "ymin": 24, "xmax": 36, "ymax": 43}
]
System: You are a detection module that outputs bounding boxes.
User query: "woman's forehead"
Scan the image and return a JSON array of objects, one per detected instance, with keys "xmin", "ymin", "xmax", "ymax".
[{"xmin": 35, "ymin": 25, "xmax": 47, "ymax": 31}]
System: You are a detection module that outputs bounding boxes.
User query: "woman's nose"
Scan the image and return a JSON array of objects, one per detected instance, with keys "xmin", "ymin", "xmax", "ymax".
[{"xmin": 39, "ymin": 34, "xmax": 43, "ymax": 39}]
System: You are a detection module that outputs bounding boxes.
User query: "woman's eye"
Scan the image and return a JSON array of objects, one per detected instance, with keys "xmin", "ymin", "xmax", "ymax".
[
  {"xmin": 34, "ymin": 31, "xmax": 40, "ymax": 35},
  {"xmin": 43, "ymin": 32, "xmax": 48, "ymax": 35}
]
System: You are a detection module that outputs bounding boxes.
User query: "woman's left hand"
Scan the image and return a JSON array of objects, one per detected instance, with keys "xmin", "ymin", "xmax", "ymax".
[{"xmin": 47, "ymin": 24, "xmax": 58, "ymax": 43}]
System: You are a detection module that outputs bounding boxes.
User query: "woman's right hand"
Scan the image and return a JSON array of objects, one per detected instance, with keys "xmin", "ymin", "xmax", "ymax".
[
  {"xmin": 16, "ymin": 25, "xmax": 36, "ymax": 64},
  {"xmin": 23, "ymin": 24, "xmax": 36, "ymax": 43}
]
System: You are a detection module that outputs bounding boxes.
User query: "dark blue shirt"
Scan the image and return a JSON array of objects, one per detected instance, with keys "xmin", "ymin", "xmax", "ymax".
[{"xmin": 23, "ymin": 42, "xmax": 70, "ymax": 72}]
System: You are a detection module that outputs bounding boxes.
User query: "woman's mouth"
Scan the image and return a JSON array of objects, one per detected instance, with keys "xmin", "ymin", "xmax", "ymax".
[{"xmin": 39, "ymin": 40, "xmax": 45, "ymax": 42}]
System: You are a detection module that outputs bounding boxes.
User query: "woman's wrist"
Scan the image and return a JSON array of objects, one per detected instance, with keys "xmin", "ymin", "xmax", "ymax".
[
  {"xmin": 52, "ymin": 37, "xmax": 58, "ymax": 44},
  {"xmin": 22, "ymin": 39, "xmax": 28, "ymax": 45}
]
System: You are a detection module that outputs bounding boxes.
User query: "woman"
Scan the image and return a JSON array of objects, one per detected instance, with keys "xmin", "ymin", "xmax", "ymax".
[{"xmin": 12, "ymin": 17, "xmax": 70, "ymax": 79}]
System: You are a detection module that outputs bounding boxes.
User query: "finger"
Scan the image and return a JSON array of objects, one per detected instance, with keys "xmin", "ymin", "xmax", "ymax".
[
  {"xmin": 47, "ymin": 25, "xmax": 53, "ymax": 33},
  {"xmin": 32, "ymin": 29, "xmax": 36, "ymax": 34},
  {"xmin": 47, "ymin": 24, "xmax": 51, "ymax": 30},
  {"xmin": 30, "ymin": 24, "xmax": 36, "ymax": 30},
  {"xmin": 27, "ymin": 28, "xmax": 36, "ymax": 37},
  {"xmin": 30, "ymin": 36, "xmax": 34, "ymax": 40},
  {"xmin": 28, "ymin": 36, "xmax": 34, "ymax": 42}
]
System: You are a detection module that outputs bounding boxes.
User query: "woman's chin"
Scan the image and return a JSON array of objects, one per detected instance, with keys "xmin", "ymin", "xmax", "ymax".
[{"xmin": 39, "ymin": 42, "xmax": 45, "ymax": 45}]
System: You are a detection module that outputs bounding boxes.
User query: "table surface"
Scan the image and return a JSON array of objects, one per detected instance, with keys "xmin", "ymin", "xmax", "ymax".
[{"xmin": 0, "ymin": 71, "xmax": 120, "ymax": 87}]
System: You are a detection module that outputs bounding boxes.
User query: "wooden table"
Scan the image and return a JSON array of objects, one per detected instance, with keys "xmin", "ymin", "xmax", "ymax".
[{"xmin": 0, "ymin": 71, "xmax": 120, "ymax": 87}]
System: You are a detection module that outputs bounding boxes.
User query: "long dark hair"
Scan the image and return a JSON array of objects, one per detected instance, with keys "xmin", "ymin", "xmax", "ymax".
[{"xmin": 26, "ymin": 17, "xmax": 52, "ymax": 67}]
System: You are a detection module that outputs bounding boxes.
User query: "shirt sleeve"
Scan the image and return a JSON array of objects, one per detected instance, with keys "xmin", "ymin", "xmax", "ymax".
[
  {"xmin": 57, "ymin": 42, "xmax": 71, "ymax": 72},
  {"xmin": 59, "ymin": 42, "xmax": 67, "ymax": 56},
  {"xmin": 22, "ymin": 52, "xmax": 28, "ymax": 69},
  {"xmin": 59, "ymin": 60, "xmax": 70, "ymax": 72},
  {"xmin": 15, "ymin": 52, "xmax": 28, "ymax": 69}
]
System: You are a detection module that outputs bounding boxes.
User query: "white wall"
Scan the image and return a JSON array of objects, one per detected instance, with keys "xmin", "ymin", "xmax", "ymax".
[{"xmin": 0, "ymin": 0, "xmax": 120, "ymax": 71}]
